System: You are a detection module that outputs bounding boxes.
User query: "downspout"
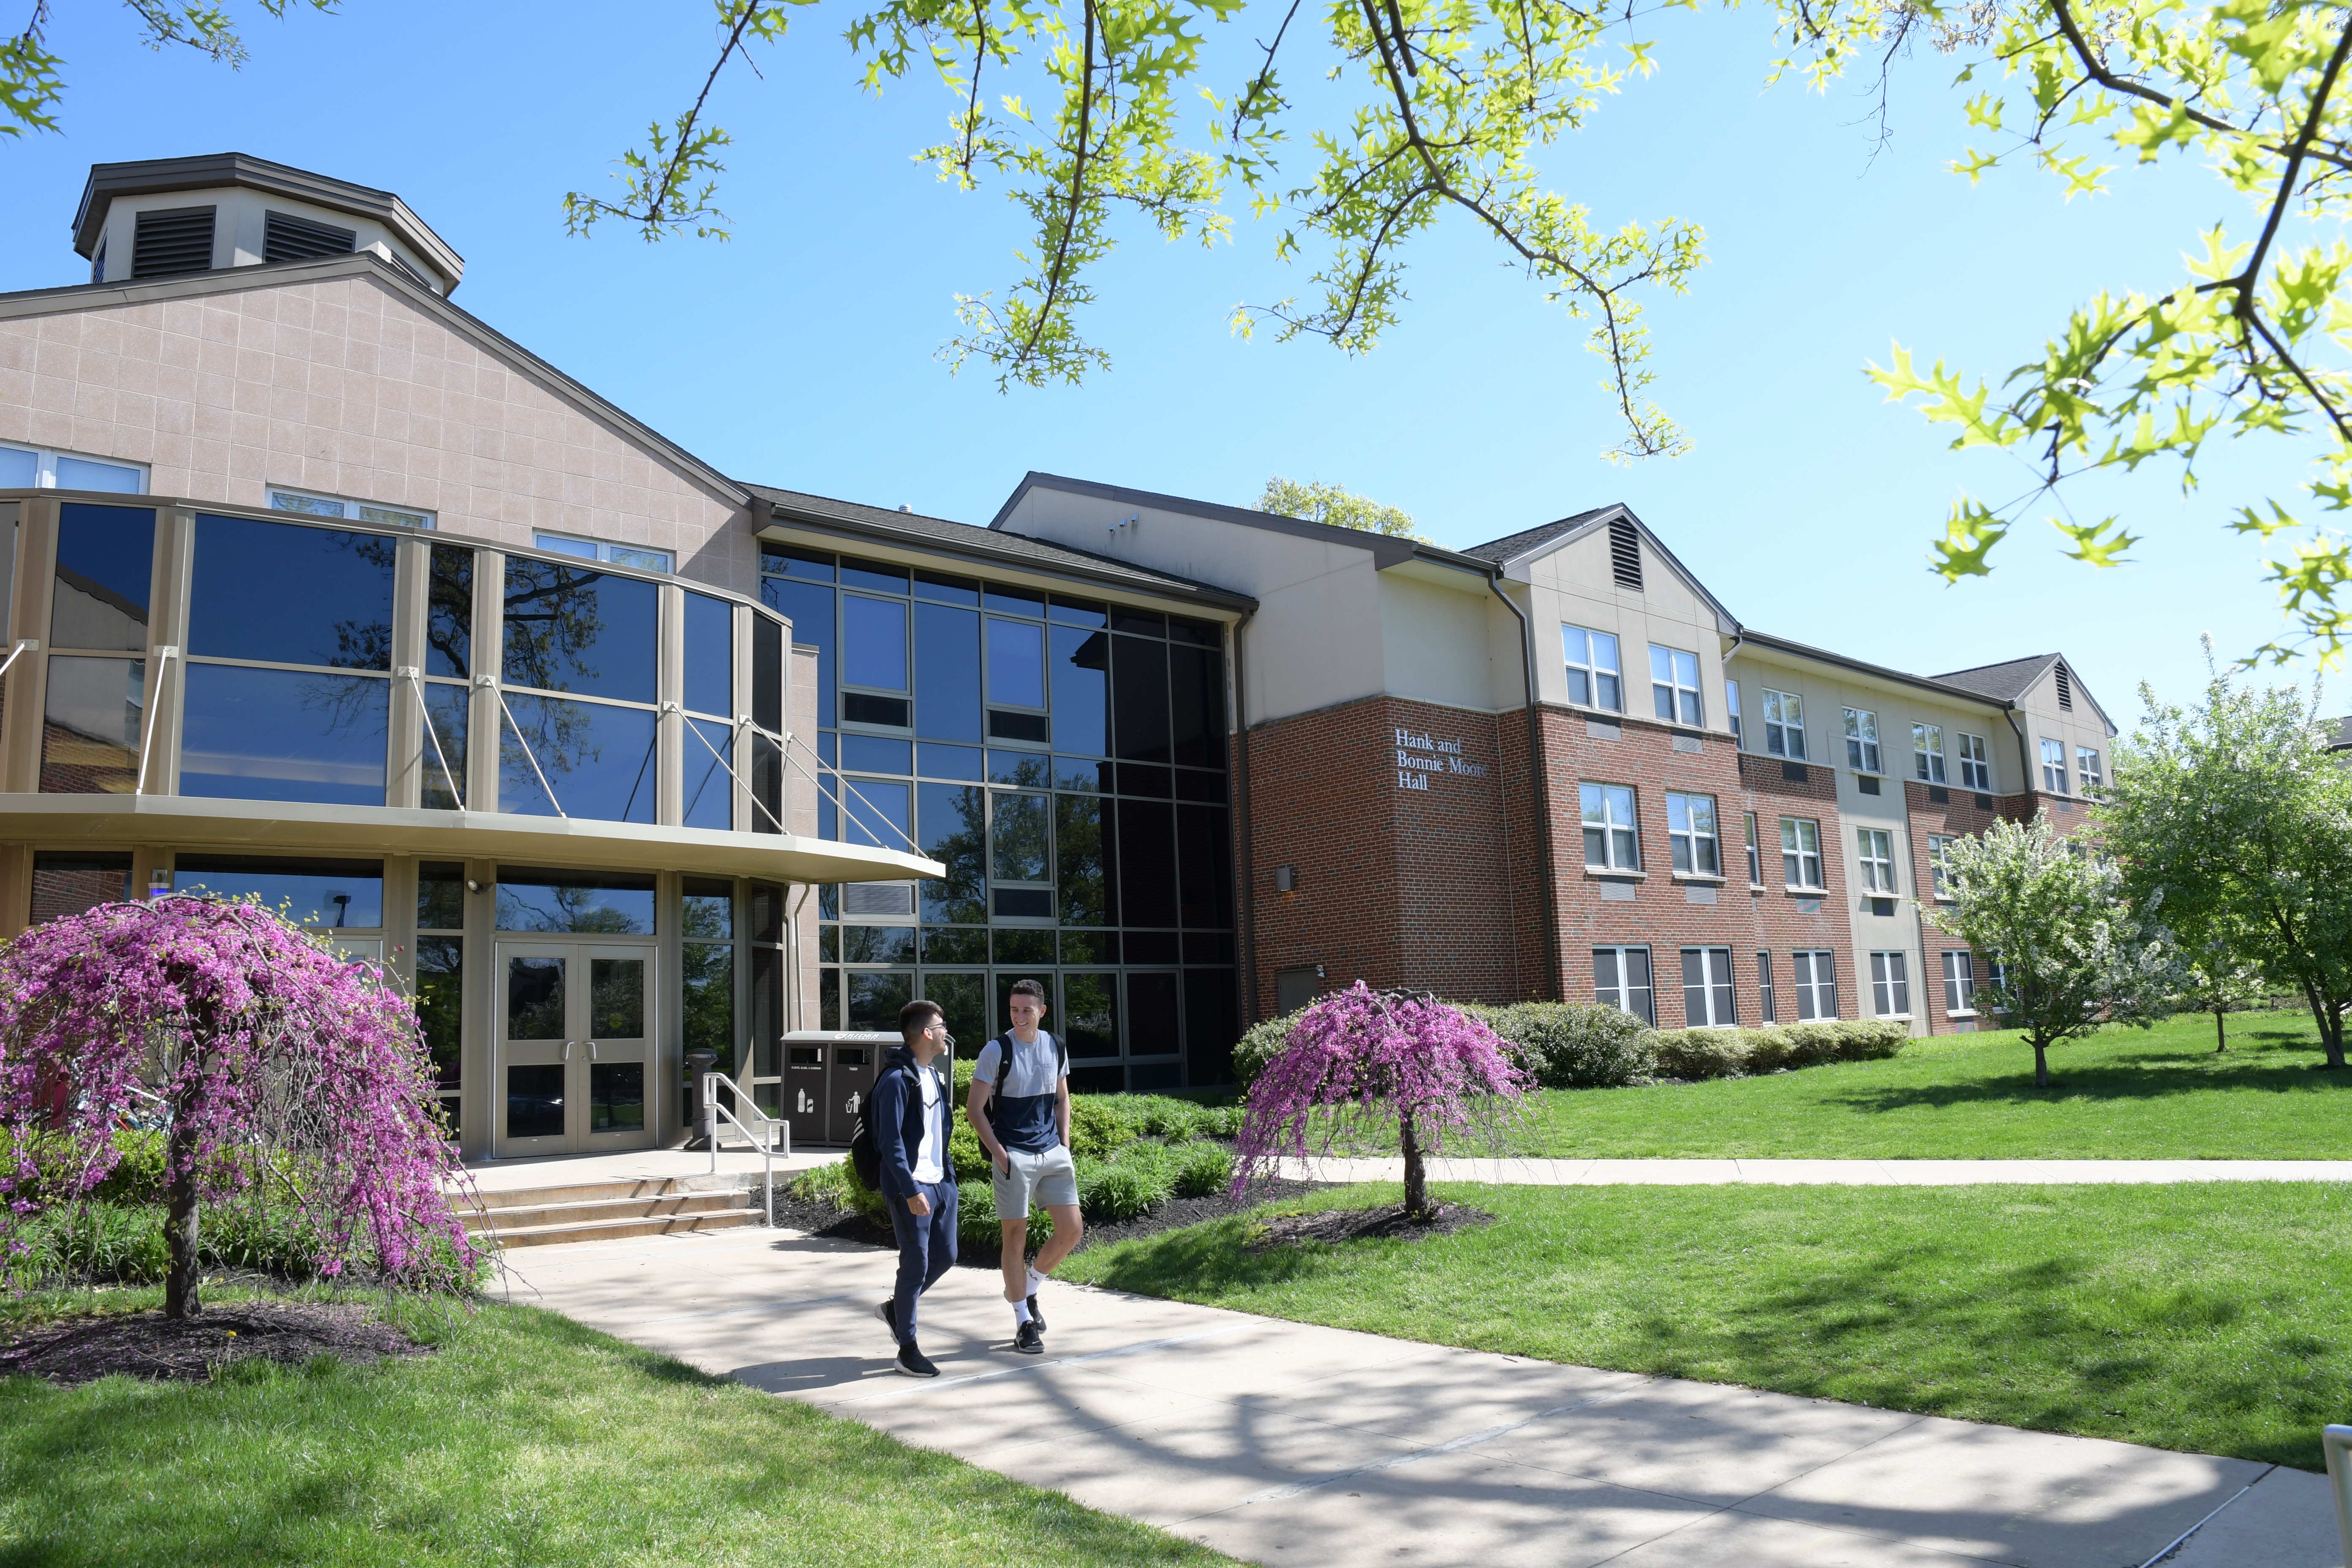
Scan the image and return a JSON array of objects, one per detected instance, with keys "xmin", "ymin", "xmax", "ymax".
[
  {"xmin": 1228, "ymin": 607, "xmax": 1261, "ymax": 1026},
  {"xmin": 2004, "ymin": 705, "xmax": 2032, "ymax": 807},
  {"xmin": 1487, "ymin": 569, "xmax": 1560, "ymax": 1001}
]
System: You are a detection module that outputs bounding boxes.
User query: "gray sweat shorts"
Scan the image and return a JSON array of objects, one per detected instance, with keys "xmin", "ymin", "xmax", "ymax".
[{"xmin": 992, "ymin": 1144, "xmax": 1078, "ymax": 1218}]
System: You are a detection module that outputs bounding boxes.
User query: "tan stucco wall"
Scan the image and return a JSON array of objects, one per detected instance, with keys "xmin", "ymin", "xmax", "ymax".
[
  {"xmin": 0, "ymin": 272, "xmax": 757, "ymax": 593},
  {"xmin": 1524, "ymin": 524, "xmax": 1734, "ymax": 736}
]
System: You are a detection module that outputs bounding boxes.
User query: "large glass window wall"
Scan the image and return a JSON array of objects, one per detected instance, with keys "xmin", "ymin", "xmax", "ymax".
[{"xmin": 763, "ymin": 542, "xmax": 1240, "ymax": 1088}]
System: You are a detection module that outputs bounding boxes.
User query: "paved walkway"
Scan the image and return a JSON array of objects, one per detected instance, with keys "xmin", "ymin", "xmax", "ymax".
[{"xmin": 494, "ymin": 1228, "xmax": 2347, "ymax": 1568}]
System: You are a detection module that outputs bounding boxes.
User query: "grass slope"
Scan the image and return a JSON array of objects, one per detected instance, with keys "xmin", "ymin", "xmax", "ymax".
[
  {"xmin": 1064, "ymin": 1181, "xmax": 2352, "ymax": 1470},
  {"xmin": 0, "ymin": 1288, "xmax": 1237, "ymax": 1568},
  {"xmin": 1516, "ymin": 1010, "xmax": 2352, "ymax": 1159}
]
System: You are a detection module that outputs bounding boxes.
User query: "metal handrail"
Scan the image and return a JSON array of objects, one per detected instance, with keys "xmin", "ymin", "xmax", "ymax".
[
  {"xmin": 702, "ymin": 1070, "xmax": 787, "ymax": 1227},
  {"xmin": 2326, "ymin": 1424, "xmax": 2352, "ymax": 1568}
]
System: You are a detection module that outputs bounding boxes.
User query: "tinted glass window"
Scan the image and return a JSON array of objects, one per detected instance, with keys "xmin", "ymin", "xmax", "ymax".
[
  {"xmin": 40, "ymin": 655, "xmax": 143, "ymax": 794},
  {"xmin": 1056, "ymin": 793, "xmax": 1110, "ymax": 927},
  {"xmin": 843, "ymin": 595, "xmax": 908, "ymax": 691},
  {"xmin": 1050, "ymin": 624, "xmax": 1110, "ymax": 757},
  {"xmin": 842, "ymin": 778, "xmax": 910, "ymax": 850},
  {"xmin": 495, "ymin": 868, "xmax": 656, "ymax": 934},
  {"xmin": 841, "ymin": 557, "xmax": 909, "ymax": 594},
  {"xmin": 415, "ymin": 936, "xmax": 463, "ymax": 1093},
  {"xmin": 988, "ymin": 750, "xmax": 1053, "ymax": 787},
  {"xmin": 1168, "ymin": 616, "xmax": 1218, "ymax": 647},
  {"xmin": 427, "ymin": 545, "xmax": 473, "ymax": 678},
  {"xmin": 1168, "ymin": 645, "xmax": 1226, "ymax": 769},
  {"xmin": 763, "ymin": 580, "xmax": 832, "ymax": 728},
  {"xmin": 420, "ymin": 683, "xmax": 468, "ymax": 810},
  {"xmin": 917, "ymin": 781, "xmax": 987, "ymax": 924},
  {"xmin": 1050, "ymin": 596, "xmax": 1108, "ymax": 627},
  {"xmin": 1111, "ymin": 636, "xmax": 1171, "ymax": 762},
  {"xmin": 683, "ymin": 717, "xmax": 734, "ymax": 830},
  {"xmin": 683, "ymin": 942, "xmax": 733, "ymax": 1072},
  {"xmin": 51, "ymin": 504, "xmax": 153, "ymax": 652},
  {"xmin": 173, "ymin": 855, "xmax": 384, "ymax": 927},
  {"xmin": 913, "ymin": 602, "xmax": 982, "ymax": 742},
  {"xmin": 502, "ymin": 560, "xmax": 658, "ymax": 703},
  {"xmin": 753, "ymin": 615, "xmax": 783, "ymax": 733},
  {"xmin": 1116, "ymin": 799, "xmax": 1176, "ymax": 926},
  {"xmin": 682, "ymin": 875, "xmax": 734, "ymax": 938},
  {"xmin": 418, "ymin": 861, "xmax": 467, "ymax": 930},
  {"xmin": 985, "ymin": 586, "xmax": 1045, "ymax": 618},
  {"xmin": 841, "ymin": 734, "xmax": 912, "ymax": 774},
  {"xmin": 1127, "ymin": 972, "xmax": 1179, "ymax": 1053},
  {"xmin": 1112, "ymin": 606, "xmax": 1166, "ymax": 636},
  {"xmin": 991, "ymin": 791, "xmax": 1051, "ymax": 883},
  {"xmin": 190, "ymin": 514, "xmax": 395, "ymax": 669},
  {"xmin": 1177, "ymin": 805, "xmax": 1232, "ymax": 928},
  {"xmin": 987, "ymin": 618, "xmax": 1046, "ymax": 708},
  {"xmin": 499, "ymin": 694, "xmax": 658, "ymax": 822},
  {"xmin": 683, "ymin": 591, "xmax": 733, "ymax": 716},
  {"xmin": 915, "ymin": 571, "xmax": 979, "ymax": 605},
  {"xmin": 180, "ymin": 663, "xmax": 387, "ymax": 806},
  {"xmin": 918, "ymin": 741, "xmax": 983, "ymax": 780},
  {"xmin": 762, "ymin": 546, "xmax": 833, "ymax": 582}
]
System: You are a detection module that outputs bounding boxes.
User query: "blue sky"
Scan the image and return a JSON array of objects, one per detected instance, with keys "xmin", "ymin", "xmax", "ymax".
[{"xmin": 1, "ymin": 0, "xmax": 2328, "ymax": 723}]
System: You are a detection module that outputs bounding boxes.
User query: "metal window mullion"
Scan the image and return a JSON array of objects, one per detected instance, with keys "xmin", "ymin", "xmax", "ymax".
[{"xmin": 469, "ymin": 550, "xmax": 504, "ymax": 813}]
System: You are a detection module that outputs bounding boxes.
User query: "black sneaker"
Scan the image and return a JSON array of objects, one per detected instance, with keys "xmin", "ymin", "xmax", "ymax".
[
  {"xmin": 896, "ymin": 1342, "xmax": 939, "ymax": 1377},
  {"xmin": 874, "ymin": 1298, "xmax": 898, "ymax": 1340},
  {"xmin": 1013, "ymin": 1319, "xmax": 1044, "ymax": 1355},
  {"xmin": 1026, "ymin": 1294, "xmax": 1045, "ymax": 1333}
]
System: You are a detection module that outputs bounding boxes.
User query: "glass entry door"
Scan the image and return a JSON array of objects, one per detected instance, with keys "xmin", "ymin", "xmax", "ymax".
[{"xmin": 495, "ymin": 941, "xmax": 657, "ymax": 1156}]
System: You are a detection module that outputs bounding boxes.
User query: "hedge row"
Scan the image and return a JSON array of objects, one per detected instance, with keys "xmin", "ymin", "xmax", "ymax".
[{"xmin": 1234, "ymin": 1002, "xmax": 1911, "ymax": 1089}]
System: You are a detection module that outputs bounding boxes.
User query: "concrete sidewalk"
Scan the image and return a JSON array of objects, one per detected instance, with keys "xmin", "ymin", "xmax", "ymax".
[
  {"xmin": 494, "ymin": 1229, "xmax": 2347, "ymax": 1568},
  {"xmin": 1269, "ymin": 1156, "xmax": 2352, "ymax": 1186}
]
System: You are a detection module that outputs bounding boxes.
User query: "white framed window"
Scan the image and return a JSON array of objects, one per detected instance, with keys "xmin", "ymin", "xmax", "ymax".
[
  {"xmin": 1870, "ymin": 952, "xmax": 1911, "ymax": 1017},
  {"xmin": 269, "ymin": 485, "xmax": 434, "ymax": 529},
  {"xmin": 1791, "ymin": 950, "xmax": 1838, "ymax": 1020},
  {"xmin": 2041, "ymin": 737, "xmax": 2069, "ymax": 793},
  {"xmin": 1857, "ymin": 828, "xmax": 1896, "ymax": 894},
  {"xmin": 2077, "ymin": 747, "xmax": 2103, "ymax": 798},
  {"xmin": 1581, "ymin": 782, "xmax": 1640, "ymax": 871},
  {"xmin": 1757, "ymin": 952, "xmax": 1776, "ymax": 1023},
  {"xmin": 1561, "ymin": 625, "xmax": 1623, "ymax": 711},
  {"xmin": 1941, "ymin": 950, "xmax": 1977, "ymax": 1014},
  {"xmin": 534, "ymin": 530, "xmax": 674, "ymax": 573},
  {"xmin": 1926, "ymin": 833, "xmax": 1955, "ymax": 898},
  {"xmin": 1650, "ymin": 645, "xmax": 1702, "ymax": 727},
  {"xmin": 1681, "ymin": 947, "xmax": 1736, "ymax": 1027},
  {"xmin": 1957, "ymin": 732, "xmax": 1992, "ymax": 791},
  {"xmin": 1, "ymin": 441, "xmax": 147, "ymax": 494},
  {"xmin": 1913, "ymin": 723, "xmax": 1946, "ymax": 783},
  {"xmin": 1763, "ymin": 689, "xmax": 1806, "ymax": 759},
  {"xmin": 1844, "ymin": 707, "xmax": 1882, "ymax": 773},
  {"xmin": 1743, "ymin": 812, "xmax": 1762, "ymax": 885},
  {"xmin": 1594, "ymin": 946, "xmax": 1655, "ymax": 1024},
  {"xmin": 1780, "ymin": 818, "xmax": 1824, "ymax": 889},
  {"xmin": 1726, "ymin": 679, "xmax": 1742, "ymax": 747},
  {"xmin": 1666, "ymin": 792, "xmax": 1719, "ymax": 874}
]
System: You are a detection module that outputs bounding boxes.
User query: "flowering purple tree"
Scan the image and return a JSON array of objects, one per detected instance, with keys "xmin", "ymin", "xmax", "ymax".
[
  {"xmin": 1232, "ymin": 983, "xmax": 1531, "ymax": 1220},
  {"xmin": 0, "ymin": 897, "xmax": 481, "ymax": 1317}
]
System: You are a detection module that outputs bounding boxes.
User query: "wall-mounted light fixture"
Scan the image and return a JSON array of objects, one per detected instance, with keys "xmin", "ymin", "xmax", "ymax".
[
  {"xmin": 466, "ymin": 879, "xmax": 484, "ymax": 895},
  {"xmin": 1274, "ymin": 866, "xmax": 1297, "ymax": 892}
]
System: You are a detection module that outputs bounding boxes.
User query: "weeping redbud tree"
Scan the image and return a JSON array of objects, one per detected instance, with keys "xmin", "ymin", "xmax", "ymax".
[
  {"xmin": 0, "ymin": 897, "xmax": 482, "ymax": 1317},
  {"xmin": 1232, "ymin": 983, "xmax": 1530, "ymax": 1221}
]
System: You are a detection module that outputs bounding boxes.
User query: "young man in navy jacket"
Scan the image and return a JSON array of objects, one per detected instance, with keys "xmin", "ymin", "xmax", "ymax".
[{"xmin": 871, "ymin": 998, "xmax": 957, "ymax": 1377}]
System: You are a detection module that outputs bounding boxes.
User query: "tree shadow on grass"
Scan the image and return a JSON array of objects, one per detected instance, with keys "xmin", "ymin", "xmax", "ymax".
[{"xmin": 1827, "ymin": 1050, "xmax": 2351, "ymax": 1113}]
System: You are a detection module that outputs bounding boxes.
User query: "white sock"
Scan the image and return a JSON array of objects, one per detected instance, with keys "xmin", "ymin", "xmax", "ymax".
[
  {"xmin": 1026, "ymin": 1266, "xmax": 1045, "ymax": 1296},
  {"xmin": 1012, "ymin": 1298, "xmax": 1032, "ymax": 1326}
]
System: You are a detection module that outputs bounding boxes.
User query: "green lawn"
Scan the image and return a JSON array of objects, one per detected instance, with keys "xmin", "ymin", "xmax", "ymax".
[
  {"xmin": 0, "ymin": 1288, "xmax": 1236, "ymax": 1568},
  {"xmin": 1062, "ymin": 1180, "xmax": 2352, "ymax": 1469},
  {"xmin": 1513, "ymin": 1010, "xmax": 2352, "ymax": 1159}
]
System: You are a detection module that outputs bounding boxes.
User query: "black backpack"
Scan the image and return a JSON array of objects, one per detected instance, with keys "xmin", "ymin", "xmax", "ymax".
[{"xmin": 849, "ymin": 1051, "xmax": 947, "ymax": 1193}]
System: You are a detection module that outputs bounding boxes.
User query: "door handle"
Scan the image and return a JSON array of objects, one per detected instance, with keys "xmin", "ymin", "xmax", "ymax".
[
  {"xmin": 585, "ymin": 1040, "xmax": 600, "ymax": 1060},
  {"xmin": 562, "ymin": 1040, "xmax": 573, "ymax": 1061}
]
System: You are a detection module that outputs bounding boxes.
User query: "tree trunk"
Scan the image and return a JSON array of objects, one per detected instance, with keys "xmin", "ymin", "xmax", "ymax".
[
  {"xmin": 1399, "ymin": 1110, "xmax": 1431, "ymax": 1220},
  {"xmin": 2322, "ymin": 1002, "xmax": 2347, "ymax": 1071},
  {"xmin": 2214, "ymin": 1008, "xmax": 2227, "ymax": 1053},
  {"xmin": 2031, "ymin": 1039, "xmax": 2050, "ymax": 1090},
  {"xmin": 163, "ymin": 1117, "xmax": 201, "ymax": 1320}
]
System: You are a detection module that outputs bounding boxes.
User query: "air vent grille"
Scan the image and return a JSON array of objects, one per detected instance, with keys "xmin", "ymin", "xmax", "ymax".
[
  {"xmin": 1608, "ymin": 518, "xmax": 1643, "ymax": 590},
  {"xmin": 264, "ymin": 210, "xmax": 357, "ymax": 264},
  {"xmin": 841, "ymin": 882, "xmax": 915, "ymax": 917},
  {"xmin": 2054, "ymin": 662, "xmax": 2073, "ymax": 710},
  {"xmin": 131, "ymin": 207, "xmax": 217, "ymax": 279}
]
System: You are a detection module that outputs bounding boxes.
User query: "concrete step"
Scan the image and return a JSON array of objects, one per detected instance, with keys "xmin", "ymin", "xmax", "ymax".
[
  {"xmin": 466, "ymin": 1190, "xmax": 749, "ymax": 1232},
  {"xmin": 482, "ymin": 1208, "xmax": 760, "ymax": 1248},
  {"xmin": 469, "ymin": 1175, "xmax": 740, "ymax": 1211}
]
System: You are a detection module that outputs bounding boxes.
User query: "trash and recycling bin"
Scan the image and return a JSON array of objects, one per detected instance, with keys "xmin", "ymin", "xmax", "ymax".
[{"xmin": 776, "ymin": 1031, "xmax": 897, "ymax": 1146}]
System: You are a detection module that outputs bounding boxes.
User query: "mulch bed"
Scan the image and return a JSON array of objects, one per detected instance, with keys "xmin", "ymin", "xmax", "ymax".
[
  {"xmin": 771, "ymin": 1179, "xmax": 1332, "ymax": 1270},
  {"xmin": 0, "ymin": 1300, "xmax": 428, "ymax": 1387},
  {"xmin": 1247, "ymin": 1201, "xmax": 1497, "ymax": 1251}
]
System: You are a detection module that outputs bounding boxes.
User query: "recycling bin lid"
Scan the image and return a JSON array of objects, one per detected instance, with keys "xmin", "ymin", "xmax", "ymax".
[{"xmin": 780, "ymin": 1031, "xmax": 902, "ymax": 1044}]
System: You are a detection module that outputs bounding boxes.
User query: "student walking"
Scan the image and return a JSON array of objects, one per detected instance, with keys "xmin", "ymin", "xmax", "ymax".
[
  {"xmin": 870, "ymin": 999, "xmax": 958, "ymax": 1377},
  {"xmin": 966, "ymin": 978, "xmax": 1082, "ymax": 1355}
]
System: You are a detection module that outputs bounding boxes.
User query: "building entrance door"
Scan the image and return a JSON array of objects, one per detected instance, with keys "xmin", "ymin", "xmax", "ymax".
[{"xmin": 495, "ymin": 941, "xmax": 657, "ymax": 1157}]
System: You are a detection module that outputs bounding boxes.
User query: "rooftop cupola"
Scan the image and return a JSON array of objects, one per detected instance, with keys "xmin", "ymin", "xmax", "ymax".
[{"xmin": 71, "ymin": 153, "xmax": 464, "ymax": 295}]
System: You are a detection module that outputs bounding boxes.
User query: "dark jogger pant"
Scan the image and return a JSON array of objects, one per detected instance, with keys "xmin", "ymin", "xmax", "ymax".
[{"xmin": 887, "ymin": 1179, "xmax": 958, "ymax": 1346}]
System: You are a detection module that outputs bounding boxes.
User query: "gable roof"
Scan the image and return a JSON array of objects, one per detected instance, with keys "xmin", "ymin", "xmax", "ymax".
[
  {"xmin": 1463, "ymin": 503, "xmax": 1739, "ymax": 633},
  {"xmin": 1456, "ymin": 506, "xmax": 1614, "ymax": 566},
  {"xmin": 750, "ymin": 482, "xmax": 1256, "ymax": 613},
  {"xmin": 1931, "ymin": 654, "xmax": 2061, "ymax": 703},
  {"xmin": 0, "ymin": 253, "xmax": 746, "ymax": 506}
]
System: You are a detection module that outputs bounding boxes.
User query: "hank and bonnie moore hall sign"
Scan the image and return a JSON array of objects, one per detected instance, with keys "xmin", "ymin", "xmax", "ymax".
[{"xmin": 1394, "ymin": 728, "xmax": 1489, "ymax": 791}]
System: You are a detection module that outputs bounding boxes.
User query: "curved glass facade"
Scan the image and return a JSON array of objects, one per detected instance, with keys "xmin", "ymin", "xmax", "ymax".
[{"xmin": 760, "ymin": 542, "xmax": 1239, "ymax": 1088}]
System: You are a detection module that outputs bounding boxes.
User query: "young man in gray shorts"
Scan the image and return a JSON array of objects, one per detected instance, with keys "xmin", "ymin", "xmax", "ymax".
[{"xmin": 966, "ymin": 977, "xmax": 1082, "ymax": 1355}]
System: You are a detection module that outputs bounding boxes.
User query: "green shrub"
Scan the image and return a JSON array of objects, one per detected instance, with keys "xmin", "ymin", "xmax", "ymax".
[
  {"xmin": 1193, "ymin": 1102, "xmax": 1245, "ymax": 1138},
  {"xmin": 1642, "ymin": 1020, "xmax": 1913, "ymax": 1081},
  {"xmin": 1169, "ymin": 1139, "xmax": 1231, "ymax": 1197},
  {"xmin": 1478, "ymin": 1002, "xmax": 1657, "ymax": 1088},
  {"xmin": 1645, "ymin": 1027, "xmax": 1752, "ymax": 1080},
  {"xmin": 1068, "ymin": 1096, "xmax": 1139, "ymax": 1161},
  {"xmin": 7, "ymin": 1193, "xmax": 361, "ymax": 1286},
  {"xmin": 1078, "ymin": 1160, "xmax": 1168, "ymax": 1223},
  {"xmin": 1232, "ymin": 1008, "xmax": 1307, "ymax": 1090}
]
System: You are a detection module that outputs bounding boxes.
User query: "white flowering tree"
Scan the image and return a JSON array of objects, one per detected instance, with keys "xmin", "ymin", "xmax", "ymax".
[
  {"xmin": 2175, "ymin": 955, "xmax": 2272, "ymax": 1054},
  {"xmin": 1925, "ymin": 816, "xmax": 2179, "ymax": 1089}
]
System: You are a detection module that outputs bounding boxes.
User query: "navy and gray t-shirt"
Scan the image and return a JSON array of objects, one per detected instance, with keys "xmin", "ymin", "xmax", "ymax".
[{"xmin": 973, "ymin": 1030, "xmax": 1067, "ymax": 1153}]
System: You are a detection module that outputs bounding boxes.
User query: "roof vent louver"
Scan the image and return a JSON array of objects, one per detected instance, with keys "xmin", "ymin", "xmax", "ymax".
[
  {"xmin": 264, "ymin": 210, "xmax": 357, "ymax": 264},
  {"xmin": 131, "ymin": 206, "xmax": 217, "ymax": 279},
  {"xmin": 1608, "ymin": 518, "xmax": 1643, "ymax": 591},
  {"xmin": 2054, "ymin": 662, "xmax": 2073, "ymax": 710}
]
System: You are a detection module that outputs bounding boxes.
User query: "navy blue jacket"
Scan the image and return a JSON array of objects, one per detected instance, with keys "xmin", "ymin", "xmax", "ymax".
[{"xmin": 869, "ymin": 1045, "xmax": 956, "ymax": 1202}]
